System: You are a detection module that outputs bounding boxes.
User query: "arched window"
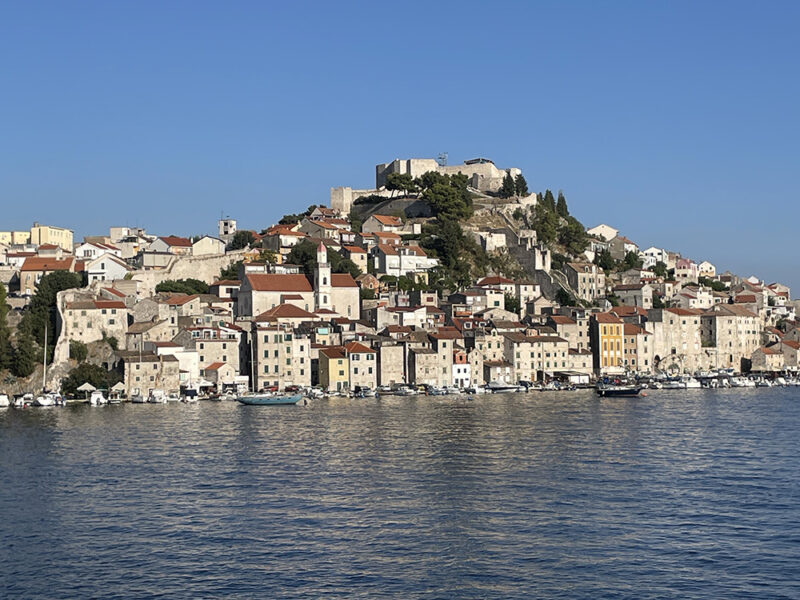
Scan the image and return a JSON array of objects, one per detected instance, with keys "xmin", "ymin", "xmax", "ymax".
[
  {"xmin": 323, "ymin": 295, "xmax": 328, "ymax": 304},
  {"xmin": 323, "ymin": 276, "xmax": 327, "ymax": 285}
]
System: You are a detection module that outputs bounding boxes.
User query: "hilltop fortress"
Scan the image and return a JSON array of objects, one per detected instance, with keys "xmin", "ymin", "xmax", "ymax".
[{"xmin": 331, "ymin": 157, "xmax": 522, "ymax": 214}]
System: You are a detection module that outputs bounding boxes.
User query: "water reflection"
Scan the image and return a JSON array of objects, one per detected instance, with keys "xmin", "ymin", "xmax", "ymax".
[{"xmin": 1, "ymin": 390, "xmax": 798, "ymax": 599}]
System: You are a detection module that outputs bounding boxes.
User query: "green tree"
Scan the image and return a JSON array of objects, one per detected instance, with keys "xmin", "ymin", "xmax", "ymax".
[
  {"xmin": 622, "ymin": 251, "xmax": 643, "ymax": 271},
  {"xmin": 423, "ymin": 182, "xmax": 472, "ymax": 220},
  {"xmin": 60, "ymin": 363, "xmax": 121, "ymax": 398},
  {"xmin": 541, "ymin": 189, "xmax": 556, "ymax": 212},
  {"xmin": 594, "ymin": 249, "xmax": 616, "ymax": 271},
  {"xmin": 531, "ymin": 204, "xmax": 559, "ymax": 245},
  {"xmin": 69, "ymin": 340, "xmax": 88, "ymax": 363},
  {"xmin": 219, "ymin": 261, "xmax": 243, "ymax": 281},
  {"xmin": 558, "ymin": 216, "xmax": 589, "ymax": 255},
  {"xmin": 360, "ymin": 288, "xmax": 376, "ymax": 300},
  {"xmin": 226, "ymin": 230, "xmax": 255, "ymax": 251},
  {"xmin": 155, "ymin": 279, "xmax": 209, "ymax": 295},
  {"xmin": 499, "ymin": 172, "xmax": 516, "ymax": 198},
  {"xmin": 555, "ymin": 288, "xmax": 574, "ymax": 307},
  {"xmin": 385, "ymin": 173, "xmax": 417, "ymax": 197},
  {"xmin": 653, "ymin": 294, "xmax": 665, "ymax": 309},
  {"xmin": 504, "ymin": 292, "xmax": 521, "ymax": 314},
  {"xmin": 652, "ymin": 261, "xmax": 668, "ymax": 278},
  {"xmin": 0, "ymin": 284, "xmax": 11, "ymax": 370},
  {"xmin": 416, "ymin": 171, "xmax": 450, "ymax": 190},
  {"xmin": 12, "ymin": 331, "xmax": 38, "ymax": 378},
  {"xmin": 556, "ymin": 191, "xmax": 569, "ymax": 218},
  {"xmin": 514, "ymin": 174, "xmax": 528, "ymax": 197}
]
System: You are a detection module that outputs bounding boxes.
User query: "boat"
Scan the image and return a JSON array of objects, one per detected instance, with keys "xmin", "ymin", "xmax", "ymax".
[
  {"xmin": 595, "ymin": 383, "xmax": 643, "ymax": 397},
  {"xmin": 464, "ymin": 385, "xmax": 486, "ymax": 394},
  {"xmin": 485, "ymin": 381, "xmax": 524, "ymax": 393},
  {"xmin": 13, "ymin": 393, "xmax": 33, "ymax": 408},
  {"xmin": 443, "ymin": 386, "xmax": 460, "ymax": 395},
  {"xmin": 683, "ymin": 377, "xmax": 702, "ymax": 389},
  {"xmin": 0, "ymin": 394, "xmax": 9, "ymax": 408},
  {"xmin": 148, "ymin": 390, "xmax": 168, "ymax": 403},
  {"xmin": 33, "ymin": 394, "xmax": 55, "ymax": 407},
  {"xmin": 237, "ymin": 393, "xmax": 302, "ymax": 406},
  {"xmin": 166, "ymin": 393, "xmax": 181, "ymax": 402},
  {"xmin": 393, "ymin": 386, "xmax": 417, "ymax": 396},
  {"xmin": 130, "ymin": 394, "xmax": 147, "ymax": 404},
  {"xmin": 89, "ymin": 391, "xmax": 108, "ymax": 406}
]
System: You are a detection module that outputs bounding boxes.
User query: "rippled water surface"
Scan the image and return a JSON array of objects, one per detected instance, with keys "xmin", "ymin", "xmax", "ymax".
[{"xmin": 1, "ymin": 389, "xmax": 799, "ymax": 599}]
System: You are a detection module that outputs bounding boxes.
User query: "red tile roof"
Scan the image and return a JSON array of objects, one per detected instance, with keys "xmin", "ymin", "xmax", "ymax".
[
  {"xmin": 344, "ymin": 341, "xmax": 373, "ymax": 354},
  {"xmin": 246, "ymin": 274, "xmax": 313, "ymax": 292},
  {"xmin": 159, "ymin": 235, "xmax": 192, "ymax": 247},
  {"xmin": 162, "ymin": 294, "xmax": 198, "ymax": 306},
  {"xmin": 255, "ymin": 304, "xmax": 316, "ymax": 321},
  {"xmin": 594, "ymin": 312, "xmax": 623, "ymax": 324},
  {"xmin": 371, "ymin": 215, "xmax": 403, "ymax": 226},
  {"xmin": 20, "ymin": 257, "xmax": 74, "ymax": 272},
  {"xmin": 331, "ymin": 273, "xmax": 357, "ymax": 288},
  {"xmin": 204, "ymin": 362, "xmax": 226, "ymax": 371}
]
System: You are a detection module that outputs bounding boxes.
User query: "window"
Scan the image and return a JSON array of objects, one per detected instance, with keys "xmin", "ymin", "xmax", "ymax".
[
  {"xmin": 200, "ymin": 343, "xmax": 204, "ymax": 350},
  {"xmin": 354, "ymin": 367, "xmax": 359, "ymax": 374},
  {"xmin": 339, "ymin": 370, "xmax": 344, "ymax": 376}
]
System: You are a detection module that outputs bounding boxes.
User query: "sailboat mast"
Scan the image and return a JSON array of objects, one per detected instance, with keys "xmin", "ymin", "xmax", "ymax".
[{"xmin": 42, "ymin": 320, "xmax": 48, "ymax": 392}]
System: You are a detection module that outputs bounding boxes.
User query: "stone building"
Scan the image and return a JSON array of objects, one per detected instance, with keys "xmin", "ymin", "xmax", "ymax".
[{"xmin": 63, "ymin": 299, "xmax": 129, "ymax": 347}]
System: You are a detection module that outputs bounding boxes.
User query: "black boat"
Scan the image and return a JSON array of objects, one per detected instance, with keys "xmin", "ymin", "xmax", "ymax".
[{"xmin": 595, "ymin": 384, "xmax": 643, "ymax": 397}]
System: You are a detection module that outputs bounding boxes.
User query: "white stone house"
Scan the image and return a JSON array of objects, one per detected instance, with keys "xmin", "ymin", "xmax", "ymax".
[{"xmin": 85, "ymin": 254, "xmax": 132, "ymax": 283}]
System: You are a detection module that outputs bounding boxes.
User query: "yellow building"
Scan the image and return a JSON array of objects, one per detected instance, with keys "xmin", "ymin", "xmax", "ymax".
[
  {"xmin": 592, "ymin": 312, "xmax": 625, "ymax": 375},
  {"xmin": 319, "ymin": 346, "xmax": 350, "ymax": 391},
  {"xmin": 30, "ymin": 223, "xmax": 74, "ymax": 251},
  {"xmin": 0, "ymin": 231, "xmax": 32, "ymax": 245}
]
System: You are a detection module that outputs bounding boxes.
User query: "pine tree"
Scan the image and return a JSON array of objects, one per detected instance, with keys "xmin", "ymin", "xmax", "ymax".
[
  {"xmin": 514, "ymin": 174, "xmax": 528, "ymax": 197},
  {"xmin": 556, "ymin": 191, "xmax": 569, "ymax": 217},
  {"xmin": 542, "ymin": 189, "xmax": 556, "ymax": 212},
  {"xmin": 500, "ymin": 172, "xmax": 516, "ymax": 198}
]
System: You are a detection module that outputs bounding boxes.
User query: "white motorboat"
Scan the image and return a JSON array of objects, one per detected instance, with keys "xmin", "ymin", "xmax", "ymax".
[
  {"xmin": 148, "ymin": 390, "xmax": 168, "ymax": 403},
  {"xmin": 131, "ymin": 394, "xmax": 146, "ymax": 403},
  {"xmin": 166, "ymin": 393, "xmax": 181, "ymax": 402},
  {"xmin": 684, "ymin": 377, "xmax": 702, "ymax": 389},
  {"xmin": 464, "ymin": 385, "xmax": 486, "ymax": 394},
  {"xmin": 662, "ymin": 379, "xmax": 686, "ymax": 390},
  {"xmin": 89, "ymin": 390, "xmax": 108, "ymax": 405},
  {"xmin": 485, "ymin": 381, "xmax": 524, "ymax": 393},
  {"xmin": 34, "ymin": 394, "xmax": 55, "ymax": 407},
  {"xmin": 394, "ymin": 386, "xmax": 418, "ymax": 396},
  {"xmin": 0, "ymin": 394, "xmax": 9, "ymax": 408},
  {"xmin": 443, "ymin": 386, "xmax": 460, "ymax": 395}
]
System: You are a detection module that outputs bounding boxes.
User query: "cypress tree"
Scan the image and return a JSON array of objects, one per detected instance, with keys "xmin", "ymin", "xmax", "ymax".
[
  {"xmin": 500, "ymin": 172, "xmax": 516, "ymax": 198},
  {"xmin": 0, "ymin": 285, "xmax": 10, "ymax": 370},
  {"xmin": 556, "ymin": 191, "xmax": 569, "ymax": 217},
  {"xmin": 514, "ymin": 174, "xmax": 528, "ymax": 197},
  {"xmin": 12, "ymin": 332, "xmax": 37, "ymax": 378}
]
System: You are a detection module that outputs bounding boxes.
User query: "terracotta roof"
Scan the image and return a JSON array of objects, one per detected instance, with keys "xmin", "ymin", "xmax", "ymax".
[
  {"xmin": 734, "ymin": 294, "xmax": 757, "ymax": 303},
  {"xmin": 371, "ymin": 215, "xmax": 403, "ymax": 226},
  {"xmin": 429, "ymin": 328, "xmax": 463, "ymax": 340},
  {"xmin": 66, "ymin": 300, "xmax": 126, "ymax": 310},
  {"xmin": 245, "ymin": 274, "xmax": 313, "ymax": 292},
  {"xmin": 153, "ymin": 341, "xmax": 180, "ymax": 347},
  {"xmin": 549, "ymin": 315, "xmax": 576, "ymax": 325},
  {"xmin": 159, "ymin": 235, "xmax": 192, "ymax": 247},
  {"xmin": 103, "ymin": 287, "xmax": 127, "ymax": 298},
  {"xmin": 342, "ymin": 245, "xmax": 366, "ymax": 254},
  {"xmin": 344, "ymin": 341, "xmax": 373, "ymax": 354},
  {"xmin": 782, "ymin": 341, "xmax": 800, "ymax": 350},
  {"xmin": 376, "ymin": 243, "xmax": 398, "ymax": 256},
  {"xmin": 319, "ymin": 346, "xmax": 347, "ymax": 360},
  {"xmin": 477, "ymin": 276, "xmax": 514, "ymax": 286},
  {"xmin": 38, "ymin": 243, "xmax": 59, "ymax": 250},
  {"xmin": 20, "ymin": 257, "xmax": 74, "ymax": 272},
  {"xmin": 610, "ymin": 306, "xmax": 648, "ymax": 317},
  {"xmin": 613, "ymin": 283, "xmax": 645, "ymax": 291},
  {"xmin": 212, "ymin": 280, "xmax": 241, "ymax": 286},
  {"xmin": 331, "ymin": 273, "xmax": 357, "ymax": 288},
  {"xmin": 204, "ymin": 362, "xmax": 226, "ymax": 371},
  {"xmin": 255, "ymin": 304, "xmax": 316, "ymax": 321},
  {"xmin": 666, "ymin": 307, "xmax": 702, "ymax": 316},
  {"xmin": 594, "ymin": 312, "xmax": 623, "ymax": 324},
  {"xmin": 623, "ymin": 323, "xmax": 646, "ymax": 335},
  {"xmin": 161, "ymin": 294, "xmax": 198, "ymax": 306}
]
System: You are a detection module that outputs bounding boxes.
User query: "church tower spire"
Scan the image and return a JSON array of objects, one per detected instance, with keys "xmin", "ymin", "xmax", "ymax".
[{"xmin": 315, "ymin": 242, "xmax": 331, "ymax": 311}]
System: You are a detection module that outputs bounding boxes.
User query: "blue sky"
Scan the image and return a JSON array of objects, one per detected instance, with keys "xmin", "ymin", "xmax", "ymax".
[{"xmin": 1, "ymin": 1, "xmax": 798, "ymax": 289}]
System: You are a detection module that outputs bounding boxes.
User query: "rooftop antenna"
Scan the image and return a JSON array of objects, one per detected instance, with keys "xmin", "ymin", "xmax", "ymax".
[{"xmin": 436, "ymin": 152, "xmax": 448, "ymax": 167}]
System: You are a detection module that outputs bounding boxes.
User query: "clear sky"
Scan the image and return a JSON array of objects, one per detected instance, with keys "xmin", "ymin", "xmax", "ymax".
[{"xmin": 2, "ymin": 1, "xmax": 798, "ymax": 290}]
